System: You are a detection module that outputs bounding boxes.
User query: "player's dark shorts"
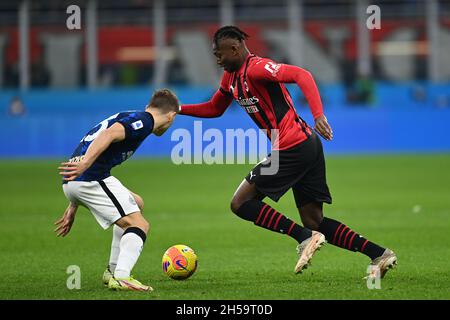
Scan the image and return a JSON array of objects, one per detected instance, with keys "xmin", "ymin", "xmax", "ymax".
[{"xmin": 245, "ymin": 132, "xmax": 332, "ymax": 208}]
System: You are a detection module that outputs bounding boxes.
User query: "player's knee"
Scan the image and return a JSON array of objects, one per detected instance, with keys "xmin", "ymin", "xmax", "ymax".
[
  {"xmin": 116, "ymin": 212, "xmax": 149, "ymax": 234},
  {"xmin": 133, "ymin": 194, "xmax": 144, "ymax": 212},
  {"xmin": 230, "ymin": 192, "xmax": 257, "ymax": 215},
  {"xmin": 230, "ymin": 197, "xmax": 243, "ymax": 215},
  {"xmin": 133, "ymin": 217, "xmax": 149, "ymax": 234},
  {"xmin": 136, "ymin": 197, "xmax": 144, "ymax": 212},
  {"xmin": 134, "ymin": 214, "xmax": 149, "ymax": 234}
]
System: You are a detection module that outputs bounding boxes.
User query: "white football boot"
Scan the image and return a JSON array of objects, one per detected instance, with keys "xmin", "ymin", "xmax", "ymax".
[
  {"xmin": 365, "ymin": 248, "xmax": 397, "ymax": 279},
  {"xmin": 295, "ymin": 231, "xmax": 326, "ymax": 274}
]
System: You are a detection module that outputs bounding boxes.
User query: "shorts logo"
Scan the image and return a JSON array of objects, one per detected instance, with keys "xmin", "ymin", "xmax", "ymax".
[
  {"xmin": 249, "ymin": 171, "xmax": 256, "ymax": 180},
  {"xmin": 131, "ymin": 120, "xmax": 143, "ymax": 130},
  {"xmin": 129, "ymin": 195, "xmax": 136, "ymax": 205}
]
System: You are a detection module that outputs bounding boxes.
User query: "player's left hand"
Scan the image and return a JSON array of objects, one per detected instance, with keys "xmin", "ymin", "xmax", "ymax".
[
  {"xmin": 314, "ymin": 115, "xmax": 333, "ymax": 141},
  {"xmin": 54, "ymin": 203, "xmax": 77, "ymax": 237},
  {"xmin": 58, "ymin": 161, "xmax": 89, "ymax": 181}
]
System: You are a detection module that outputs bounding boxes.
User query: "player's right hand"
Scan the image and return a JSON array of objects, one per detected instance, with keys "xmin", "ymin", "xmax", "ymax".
[{"xmin": 58, "ymin": 160, "xmax": 89, "ymax": 181}]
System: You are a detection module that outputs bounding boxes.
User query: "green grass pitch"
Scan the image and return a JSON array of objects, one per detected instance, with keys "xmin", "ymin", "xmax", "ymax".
[{"xmin": 1, "ymin": 155, "xmax": 449, "ymax": 300}]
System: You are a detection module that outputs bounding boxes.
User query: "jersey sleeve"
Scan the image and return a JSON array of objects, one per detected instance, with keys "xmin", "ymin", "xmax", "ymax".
[
  {"xmin": 116, "ymin": 112, "xmax": 154, "ymax": 140},
  {"xmin": 249, "ymin": 58, "xmax": 324, "ymax": 120}
]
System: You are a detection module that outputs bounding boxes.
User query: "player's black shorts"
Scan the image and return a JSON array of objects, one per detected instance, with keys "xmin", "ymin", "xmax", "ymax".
[{"xmin": 245, "ymin": 132, "xmax": 332, "ymax": 208}]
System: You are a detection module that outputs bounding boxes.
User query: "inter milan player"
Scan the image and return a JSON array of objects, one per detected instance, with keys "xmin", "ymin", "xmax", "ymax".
[
  {"xmin": 179, "ymin": 26, "xmax": 397, "ymax": 279},
  {"xmin": 55, "ymin": 89, "xmax": 178, "ymax": 291}
]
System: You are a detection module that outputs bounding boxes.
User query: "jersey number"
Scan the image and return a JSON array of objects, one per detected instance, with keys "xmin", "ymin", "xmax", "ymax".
[{"xmin": 81, "ymin": 113, "xmax": 119, "ymax": 142}]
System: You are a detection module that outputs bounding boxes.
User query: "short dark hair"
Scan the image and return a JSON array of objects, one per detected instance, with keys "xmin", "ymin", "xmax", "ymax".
[
  {"xmin": 213, "ymin": 26, "xmax": 249, "ymax": 47},
  {"xmin": 148, "ymin": 89, "xmax": 179, "ymax": 113}
]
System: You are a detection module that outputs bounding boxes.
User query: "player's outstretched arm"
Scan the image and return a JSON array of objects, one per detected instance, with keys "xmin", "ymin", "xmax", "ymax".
[
  {"xmin": 179, "ymin": 89, "xmax": 232, "ymax": 118},
  {"xmin": 54, "ymin": 202, "xmax": 78, "ymax": 237},
  {"xmin": 59, "ymin": 122, "xmax": 126, "ymax": 181}
]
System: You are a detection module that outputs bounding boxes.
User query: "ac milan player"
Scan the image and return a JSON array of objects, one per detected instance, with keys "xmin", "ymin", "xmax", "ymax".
[{"xmin": 179, "ymin": 26, "xmax": 397, "ymax": 279}]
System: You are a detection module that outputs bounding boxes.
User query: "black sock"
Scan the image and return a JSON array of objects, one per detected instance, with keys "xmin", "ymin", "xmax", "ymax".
[
  {"xmin": 236, "ymin": 200, "xmax": 312, "ymax": 243},
  {"xmin": 318, "ymin": 217, "xmax": 385, "ymax": 260}
]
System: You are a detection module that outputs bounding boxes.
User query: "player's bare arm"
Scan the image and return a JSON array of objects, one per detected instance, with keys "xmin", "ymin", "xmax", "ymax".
[
  {"xmin": 54, "ymin": 201, "xmax": 78, "ymax": 237},
  {"xmin": 58, "ymin": 122, "xmax": 126, "ymax": 181}
]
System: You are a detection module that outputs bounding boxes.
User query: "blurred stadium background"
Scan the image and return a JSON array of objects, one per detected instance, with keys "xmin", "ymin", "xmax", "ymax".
[
  {"xmin": 1, "ymin": 0, "xmax": 449, "ymax": 156},
  {"xmin": 1, "ymin": 0, "xmax": 450, "ymax": 300}
]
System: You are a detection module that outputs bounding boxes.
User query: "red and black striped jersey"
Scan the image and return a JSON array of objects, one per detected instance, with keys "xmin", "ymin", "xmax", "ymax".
[{"xmin": 180, "ymin": 54, "xmax": 324, "ymax": 150}]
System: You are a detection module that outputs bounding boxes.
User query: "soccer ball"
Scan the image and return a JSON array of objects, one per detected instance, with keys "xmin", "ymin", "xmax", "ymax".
[{"xmin": 162, "ymin": 244, "xmax": 198, "ymax": 280}]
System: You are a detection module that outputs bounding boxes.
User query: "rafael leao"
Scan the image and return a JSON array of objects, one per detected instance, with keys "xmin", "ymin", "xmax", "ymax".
[{"xmin": 179, "ymin": 26, "xmax": 397, "ymax": 279}]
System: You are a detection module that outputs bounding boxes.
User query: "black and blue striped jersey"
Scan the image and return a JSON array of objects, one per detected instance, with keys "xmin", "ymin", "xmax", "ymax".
[{"xmin": 67, "ymin": 111, "xmax": 154, "ymax": 182}]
